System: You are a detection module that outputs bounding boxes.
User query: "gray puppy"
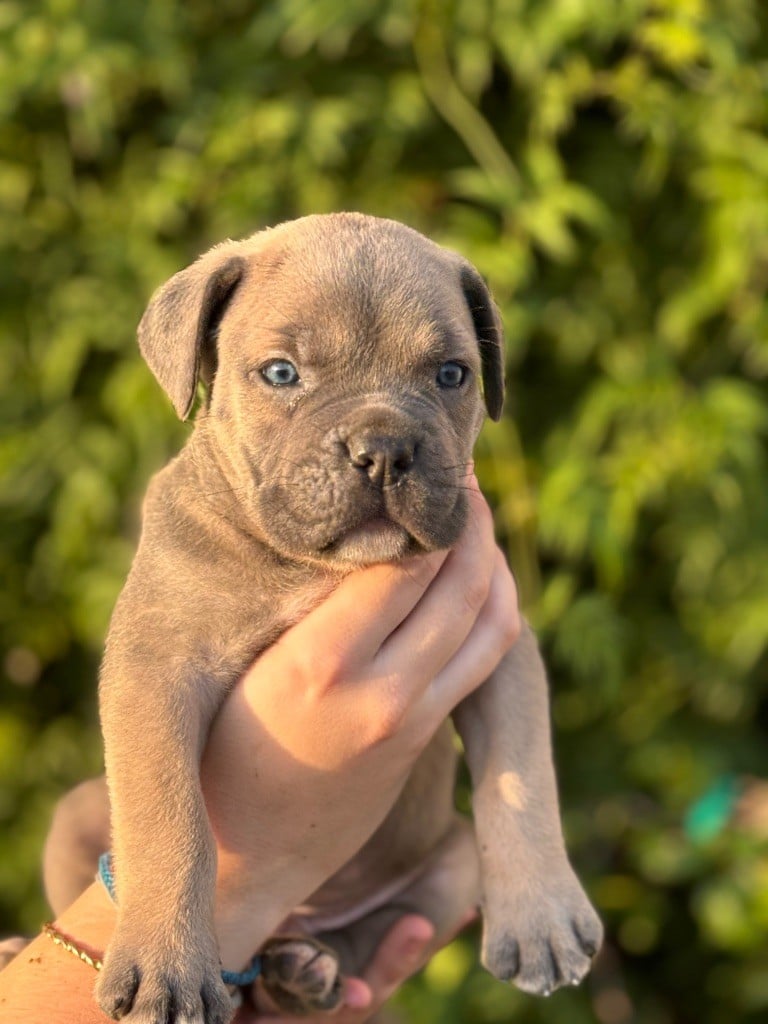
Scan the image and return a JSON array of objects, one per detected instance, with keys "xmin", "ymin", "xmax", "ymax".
[{"xmin": 48, "ymin": 214, "xmax": 602, "ymax": 1023}]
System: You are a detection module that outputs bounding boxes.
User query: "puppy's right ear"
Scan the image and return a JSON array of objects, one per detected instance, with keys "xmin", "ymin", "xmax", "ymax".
[
  {"xmin": 458, "ymin": 261, "xmax": 506, "ymax": 422},
  {"xmin": 137, "ymin": 250, "xmax": 246, "ymax": 419}
]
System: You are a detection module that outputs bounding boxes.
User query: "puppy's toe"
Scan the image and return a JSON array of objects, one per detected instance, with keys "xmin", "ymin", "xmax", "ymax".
[
  {"xmin": 483, "ymin": 934, "xmax": 520, "ymax": 982},
  {"xmin": 96, "ymin": 934, "xmax": 232, "ymax": 1024},
  {"xmin": 96, "ymin": 957, "xmax": 141, "ymax": 1019},
  {"xmin": 482, "ymin": 872, "xmax": 603, "ymax": 997},
  {"xmin": 572, "ymin": 909, "xmax": 603, "ymax": 961}
]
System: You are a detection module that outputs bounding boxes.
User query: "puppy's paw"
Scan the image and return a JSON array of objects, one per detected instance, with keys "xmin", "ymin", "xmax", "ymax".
[
  {"xmin": 96, "ymin": 929, "xmax": 233, "ymax": 1024},
  {"xmin": 260, "ymin": 937, "xmax": 343, "ymax": 1016},
  {"xmin": 482, "ymin": 869, "xmax": 603, "ymax": 997}
]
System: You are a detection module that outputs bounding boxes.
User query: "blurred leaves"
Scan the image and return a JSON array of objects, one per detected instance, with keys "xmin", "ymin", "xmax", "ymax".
[{"xmin": 2, "ymin": 1, "xmax": 768, "ymax": 1022}]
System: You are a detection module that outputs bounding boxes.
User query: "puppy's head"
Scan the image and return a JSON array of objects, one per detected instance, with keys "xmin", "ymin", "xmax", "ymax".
[{"xmin": 138, "ymin": 214, "xmax": 505, "ymax": 566}]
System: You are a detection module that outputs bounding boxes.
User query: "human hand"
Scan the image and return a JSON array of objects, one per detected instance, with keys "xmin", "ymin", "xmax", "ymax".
[
  {"xmin": 201, "ymin": 474, "xmax": 519, "ymax": 980},
  {"xmin": 236, "ymin": 915, "xmax": 443, "ymax": 1022}
]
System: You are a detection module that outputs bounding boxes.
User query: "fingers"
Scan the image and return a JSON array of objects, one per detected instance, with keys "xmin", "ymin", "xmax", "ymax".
[
  {"xmin": 356, "ymin": 914, "xmax": 435, "ymax": 1008},
  {"xmin": 338, "ymin": 911, "xmax": 479, "ymax": 1023},
  {"xmin": 375, "ymin": 477, "xmax": 497, "ymax": 687},
  {"xmin": 276, "ymin": 548, "xmax": 449, "ymax": 670},
  {"xmin": 428, "ymin": 546, "xmax": 520, "ymax": 718},
  {"xmin": 329, "ymin": 916, "xmax": 435, "ymax": 1023},
  {"xmin": 241, "ymin": 917, "xmax": 433, "ymax": 1023}
]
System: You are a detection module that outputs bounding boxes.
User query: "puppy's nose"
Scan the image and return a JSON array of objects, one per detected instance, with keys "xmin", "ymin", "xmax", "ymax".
[{"xmin": 347, "ymin": 435, "xmax": 416, "ymax": 486}]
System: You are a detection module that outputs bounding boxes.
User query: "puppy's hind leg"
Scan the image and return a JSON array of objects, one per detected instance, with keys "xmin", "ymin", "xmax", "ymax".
[
  {"xmin": 325, "ymin": 816, "xmax": 479, "ymax": 978},
  {"xmin": 43, "ymin": 775, "xmax": 110, "ymax": 916},
  {"xmin": 260, "ymin": 936, "xmax": 344, "ymax": 1016}
]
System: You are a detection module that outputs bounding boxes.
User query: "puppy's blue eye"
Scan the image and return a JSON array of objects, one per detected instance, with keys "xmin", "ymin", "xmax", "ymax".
[
  {"xmin": 261, "ymin": 359, "xmax": 300, "ymax": 386},
  {"xmin": 436, "ymin": 361, "xmax": 466, "ymax": 388}
]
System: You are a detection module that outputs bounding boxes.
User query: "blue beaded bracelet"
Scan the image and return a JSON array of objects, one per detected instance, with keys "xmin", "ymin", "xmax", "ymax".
[
  {"xmin": 98, "ymin": 852, "xmax": 116, "ymax": 900},
  {"xmin": 97, "ymin": 853, "xmax": 261, "ymax": 986},
  {"xmin": 221, "ymin": 957, "xmax": 262, "ymax": 986}
]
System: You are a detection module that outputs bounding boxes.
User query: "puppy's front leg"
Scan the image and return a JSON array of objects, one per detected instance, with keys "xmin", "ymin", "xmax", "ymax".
[
  {"xmin": 453, "ymin": 622, "xmax": 603, "ymax": 995},
  {"xmin": 97, "ymin": 646, "xmax": 232, "ymax": 1024}
]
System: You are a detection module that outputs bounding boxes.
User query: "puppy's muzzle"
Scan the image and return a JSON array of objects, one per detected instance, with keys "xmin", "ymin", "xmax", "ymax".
[
  {"xmin": 345, "ymin": 431, "xmax": 417, "ymax": 488},
  {"xmin": 336, "ymin": 403, "xmax": 423, "ymax": 490}
]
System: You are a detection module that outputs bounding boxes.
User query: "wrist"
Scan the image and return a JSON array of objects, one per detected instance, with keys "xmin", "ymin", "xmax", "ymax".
[
  {"xmin": 0, "ymin": 884, "xmax": 117, "ymax": 1024},
  {"xmin": 214, "ymin": 853, "xmax": 307, "ymax": 971},
  {"xmin": 55, "ymin": 881, "xmax": 117, "ymax": 953},
  {"xmin": 80, "ymin": 857, "xmax": 291, "ymax": 978}
]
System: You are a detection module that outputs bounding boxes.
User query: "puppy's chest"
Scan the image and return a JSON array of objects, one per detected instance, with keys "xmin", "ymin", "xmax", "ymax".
[
  {"xmin": 194, "ymin": 570, "xmax": 338, "ymax": 681},
  {"xmin": 121, "ymin": 507, "xmax": 339, "ymax": 692}
]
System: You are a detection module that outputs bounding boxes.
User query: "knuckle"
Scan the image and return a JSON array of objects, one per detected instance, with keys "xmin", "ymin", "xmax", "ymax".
[
  {"xmin": 471, "ymin": 586, "xmax": 520, "ymax": 661},
  {"xmin": 364, "ymin": 687, "xmax": 409, "ymax": 743},
  {"xmin": 489, "ymin": 550, "xmax": 521, "ymax": 650},
  {"xmin": 320, "ymin": 650, "xmax": 352, "ymax": 690},
  {"xmin": 301, "ymin": 642, "xmax": 354, "ymax": 695},
  {"xmin": 497, "ymin": 606, "xmax": 522, "ymax": 650},
  {"xmin": 462, "ymin": 575, "xmax": 491, "ymax": 616},
  {"xmin": 372, "ymin": 706, "xmax": 406, "ymax": 743},
  {"xmin": 470, "ymin": 488, "xmax": 495, "ymax": 536}
]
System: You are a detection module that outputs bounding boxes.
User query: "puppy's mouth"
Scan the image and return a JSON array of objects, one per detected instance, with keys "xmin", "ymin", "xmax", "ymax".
[
  {"xmin": 320, "ymin": 514, "xmax": 415, "ymax": 565},
  {"xmin": 255, "ymin": 437, "xmax": 467, "ymax": 567}
]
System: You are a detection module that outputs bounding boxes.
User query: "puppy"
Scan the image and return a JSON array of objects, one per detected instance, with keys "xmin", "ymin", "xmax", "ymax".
[{"xmin": 48, "ymin": 213, "xmax": 602, "ymax": 1022}]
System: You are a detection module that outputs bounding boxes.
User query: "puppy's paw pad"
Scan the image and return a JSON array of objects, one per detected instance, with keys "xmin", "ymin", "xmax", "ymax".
[{"xmin": 261, "ymin": 937, "xmax": 343, "ymax": 1015}]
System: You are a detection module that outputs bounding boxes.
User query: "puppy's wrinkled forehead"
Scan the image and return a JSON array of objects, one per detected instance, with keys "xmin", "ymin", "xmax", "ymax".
[
  {"xmin": 137, "ymin": 212, "xmax": 505, "ymax": 421},
  {"xmin": 224, "ymin": 216, "xmax": 476, "ymax": 370}
]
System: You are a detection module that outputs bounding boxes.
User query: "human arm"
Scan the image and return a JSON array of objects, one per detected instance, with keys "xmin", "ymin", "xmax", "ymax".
[{"xmin": 0, "ymin": 477, "xmax": 518, "ymax": 1021}]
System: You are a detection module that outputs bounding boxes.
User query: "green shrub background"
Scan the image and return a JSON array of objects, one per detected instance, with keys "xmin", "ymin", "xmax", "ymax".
[{"xmin": 2, "ymin": 1, "xmax": 767, "ymax": 1021}]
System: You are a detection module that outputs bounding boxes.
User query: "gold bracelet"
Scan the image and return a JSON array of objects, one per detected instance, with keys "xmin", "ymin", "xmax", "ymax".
[
  {"xmin": 42, "ymin": 922, "xmax": 103, "ymax": 972},
  {"xmin": 40, "ymin": 922, "xmax": 243, "ymax": 1009}
]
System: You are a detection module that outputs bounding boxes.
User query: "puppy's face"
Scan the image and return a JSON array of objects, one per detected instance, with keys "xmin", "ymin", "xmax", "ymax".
[{"xmin": 138, "ymin": 214, "xmax": 505, "ymax": 567}]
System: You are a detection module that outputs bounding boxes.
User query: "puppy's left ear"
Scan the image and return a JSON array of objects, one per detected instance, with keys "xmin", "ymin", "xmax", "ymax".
[{"xmin": 458, "ymin": 261, "xmax": 506, "ymax": 421}]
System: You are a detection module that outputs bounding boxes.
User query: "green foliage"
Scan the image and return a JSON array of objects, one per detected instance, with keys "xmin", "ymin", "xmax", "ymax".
[{"xmin": 2, "ymin": 1, "xmax": 767, "ymax": 1021}]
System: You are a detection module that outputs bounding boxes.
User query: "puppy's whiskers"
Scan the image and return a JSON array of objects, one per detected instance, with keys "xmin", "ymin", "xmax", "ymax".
[
  {"xmin": 201, "ymin": 485, "xmax": 250, "ymax": 500},
  {"xmin": 430, "ymin": 483, "xmax": 476, "ymax": 494}
]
